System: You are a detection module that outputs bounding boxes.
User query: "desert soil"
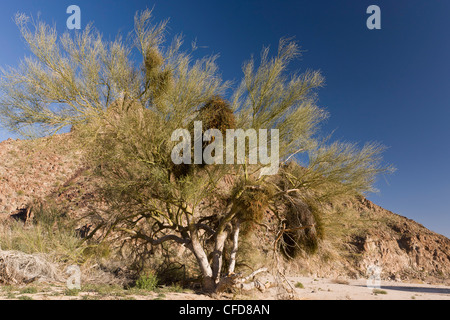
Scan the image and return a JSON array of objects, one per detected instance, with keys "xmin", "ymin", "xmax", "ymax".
[
  {"xmin": 288, "ymin": 277, "xmax": 450, "ymax": 300},
  {"xmin": 1, "ymin": 277, "xmax": 449, "ymax": 300}
]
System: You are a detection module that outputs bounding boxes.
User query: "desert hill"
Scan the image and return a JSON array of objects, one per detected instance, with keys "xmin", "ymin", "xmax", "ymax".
[{"xmin": 0, "ymin": 134, "xmax": 449, "ymax": 285}]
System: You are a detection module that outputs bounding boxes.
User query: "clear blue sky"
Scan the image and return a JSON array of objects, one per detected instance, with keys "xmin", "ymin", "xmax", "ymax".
[{"xmin": 0, "ymin": 0, "xmax": 449, "ymax": 237}]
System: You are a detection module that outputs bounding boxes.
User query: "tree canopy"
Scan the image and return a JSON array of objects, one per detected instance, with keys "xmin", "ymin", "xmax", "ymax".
[{"xmin": 0, "ymin": 10, "xmax": 393, "ymax": 293}]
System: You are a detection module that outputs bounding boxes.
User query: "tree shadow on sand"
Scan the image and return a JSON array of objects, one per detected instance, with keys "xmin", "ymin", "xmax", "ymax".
[
  {"xmin": 356, "ymin": 285, "xmax": 450, "ymax": 295},
  {"xmin": 380, "ymin": 285, "xmax": 450, "ymax": 295}
]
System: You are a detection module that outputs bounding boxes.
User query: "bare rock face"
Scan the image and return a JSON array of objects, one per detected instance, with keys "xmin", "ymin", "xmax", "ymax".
[
  {"xmin": 290, "ymin": 196, "xmax": 450, "ymax": 284},
  {"xmin": 354, "ymin": 208, "xmax": 450, "ymax": 282}
]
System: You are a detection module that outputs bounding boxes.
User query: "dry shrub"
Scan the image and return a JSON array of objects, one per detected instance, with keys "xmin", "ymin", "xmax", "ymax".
[
  {"xmin": 172, "ymin": 96, "xmax": 236, "ymax": 178},
  {"xmin": 0, "ymin": 202, "xmax": 84, "ymax": 264},
  {"xmin": 331, "ymin": 278, "xmax": 350, "ymax": 285},
  {"xmin": 198, "ymin": 96, "xmax": 236, "ymax": 134},
  {"xmin": 238, "ymin": 188, "xmax": 270, "ymax": 228},
  {"xmin": 274, "ymin": 162, "xmax": 324, "ymax": 258},
  {"xmin": 0, "ymin": 249, "xmax": 60, "ymax": 285},
  {"xmin": 0, "ymin": 201, "xmax": 126, "ymax": 286},
  {"xmin": 144, "ymin": 47, "xmax": 173, "ymax": 100},
  {"xmin": 281, "ymin": 196, "xmax": 322, "ymax": 257},
  {"xmin": 144, "ymin": 47, "xmax": 164, "ymax": 74},
  {"xmin": 233, "ymin": 180, "xmax": 274, "ymax": 235}
]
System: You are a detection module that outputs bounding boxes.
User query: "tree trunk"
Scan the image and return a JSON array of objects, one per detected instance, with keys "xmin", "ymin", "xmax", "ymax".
[
  {"xmin": 186, "ymin": 215, "xmax": 215, "ymax": 292},
  {"xmin": 228, "ymin": 221, "xmax": 240, "ymax": 275},
  {"xmin": 212, "ymin": 230, "xmax": 228, "ymax": 283}
]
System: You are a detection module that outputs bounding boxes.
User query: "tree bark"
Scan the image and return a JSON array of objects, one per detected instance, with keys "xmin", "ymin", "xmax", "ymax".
[
  {"xmin": 228, "ymin": 221, "xmax": 240, "ymax": 275},
  {"xmin": 212, "ymin": 230, "xmax": 228, "ymax": 283},
  {"xmin": 186, "ymin": 214, "xmax": 215, "ymax": 292}
]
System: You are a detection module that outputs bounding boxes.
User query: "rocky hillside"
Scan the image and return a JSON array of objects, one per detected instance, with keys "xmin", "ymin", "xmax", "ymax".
[
  {"xmin": 0, "ymin": 135, "xmax": 82, "ymax": 216},
  {"xmin": 289, "ymin": 197, "xmax": 450, "ymax": 284},
  {"xmin": 0, "ymin": 134, "xmax": 449, "ymax": 284}
]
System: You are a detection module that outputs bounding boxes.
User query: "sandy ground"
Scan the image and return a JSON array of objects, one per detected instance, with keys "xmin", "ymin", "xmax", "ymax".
[
  {"xmin": 287, "ymin": 277, "xmax": 450, "ymax": 300},
  {"xmin": 1, "ymin": 277, "xmax": 449, "ymax": 300}
]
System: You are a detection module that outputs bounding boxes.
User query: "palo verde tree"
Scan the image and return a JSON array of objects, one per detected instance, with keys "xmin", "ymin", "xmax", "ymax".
[{"xmin": 0, "ymin": 10, "xmax": 393, "ymax": 293}]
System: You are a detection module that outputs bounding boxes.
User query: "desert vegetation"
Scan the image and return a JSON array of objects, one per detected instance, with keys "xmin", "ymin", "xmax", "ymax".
[{"xmin": 0, "ymin": 9, "xmax": 394, "ymax": 295}]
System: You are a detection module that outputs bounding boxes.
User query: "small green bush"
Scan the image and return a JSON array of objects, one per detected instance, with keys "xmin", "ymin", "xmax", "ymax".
[
  {"xmin": 295, "ymin": 282, "xmax": 305, "ymax": 289},
  {"xmin": 20, "ymin": 287, "xmax": 38, "ymax": 294},
  {"xmin": 373, "ymin": 289, "xmax": 388, "ymax": 295},
  {"xmin": 167, "ymin": 284, "xmax": 185, "ymax": 293},
  {"xmin": 135, "ymin": 271, "xmax": 159, "ymax": 291},
  {"xmin": 64, "ymin": 288, "xmax": 80, "ymax": 296},
  {"xmin": 6, "ymin": 292, "xmax": 16, "ymax": 299}
]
